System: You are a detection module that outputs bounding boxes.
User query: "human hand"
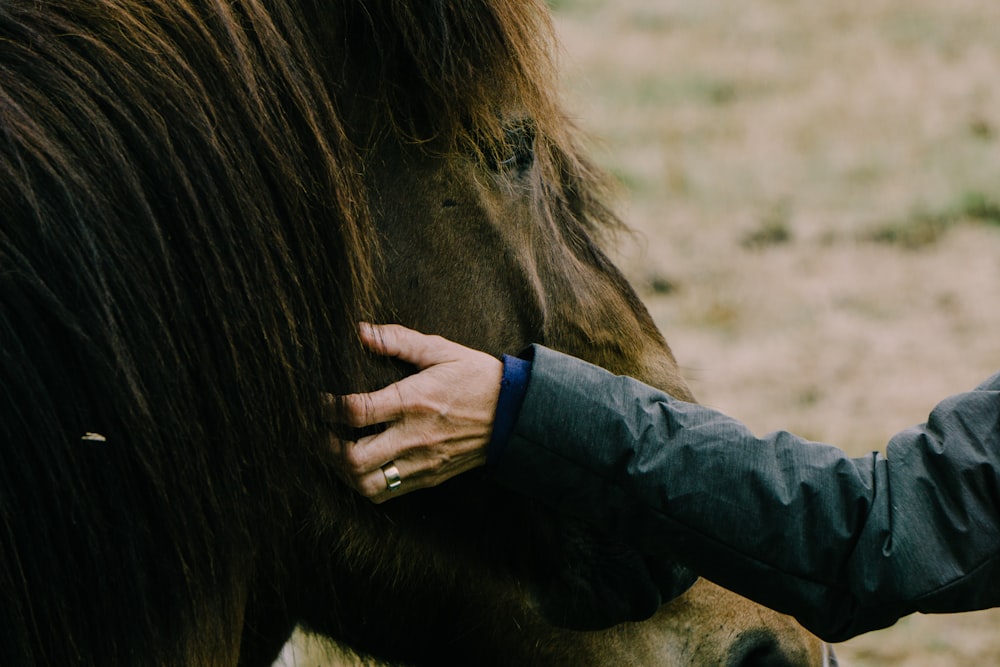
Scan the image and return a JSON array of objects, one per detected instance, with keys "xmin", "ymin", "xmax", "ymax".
[{"xmin": 329, "ymin": 324, "xmax": 503, "ymax": 503}]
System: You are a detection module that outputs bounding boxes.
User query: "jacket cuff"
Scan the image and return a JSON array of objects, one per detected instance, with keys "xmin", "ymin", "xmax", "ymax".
[{"xmin": 486, "ymin": 353, "xmax": 532, "ymax": 466}]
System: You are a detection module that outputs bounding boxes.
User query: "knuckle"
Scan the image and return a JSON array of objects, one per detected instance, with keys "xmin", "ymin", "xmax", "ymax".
[
  {"xmin": 342, "ymin": 446, "xmax": 369, "ymax": 474},
  {"xmin": 431, "ymin": 401, "xmax": 451, "ymax": 421},
  {"xmin": 341, "ymin": 396, "xmax": 365, "ymax": 425},
  {"xmin": 358, "ymin": 477, "xmax": 382, "ymax": 499}
]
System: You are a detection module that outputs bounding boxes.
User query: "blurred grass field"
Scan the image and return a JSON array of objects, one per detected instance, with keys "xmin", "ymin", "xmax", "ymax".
[{"xmin": 551, "ymin": 0, "xmax": 1000, "ymax": 664}]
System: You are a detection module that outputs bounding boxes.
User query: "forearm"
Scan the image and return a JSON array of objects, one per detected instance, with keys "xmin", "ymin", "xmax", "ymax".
[{"xmin": 488, "ymin": 345, "xmax": 1000, "ymax": 641}]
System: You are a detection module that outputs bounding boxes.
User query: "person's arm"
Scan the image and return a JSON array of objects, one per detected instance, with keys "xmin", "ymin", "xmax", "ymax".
[
  {"xmin": 333, "ymin": 324, "xmax": 1000, "ymax": 641},
  {"xmin": 495, "ymin": 344, "xmax": 1000, "ymax": 642}
]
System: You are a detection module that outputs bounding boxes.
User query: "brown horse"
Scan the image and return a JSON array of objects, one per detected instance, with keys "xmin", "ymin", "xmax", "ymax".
[{"xmin": 0, "ymin": 1, "xmax": 830, "ymax": 665}]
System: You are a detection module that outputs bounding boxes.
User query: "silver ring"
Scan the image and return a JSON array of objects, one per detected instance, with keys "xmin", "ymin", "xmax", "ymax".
[{"xmin": 382, "ymin": 463, "xmax": 402, "ymax": 492}]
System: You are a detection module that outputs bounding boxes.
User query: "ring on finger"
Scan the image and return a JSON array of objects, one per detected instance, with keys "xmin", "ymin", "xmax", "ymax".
[{"xmin": 381, "ymin": 462, "xmax": 402, "ymax": 492}]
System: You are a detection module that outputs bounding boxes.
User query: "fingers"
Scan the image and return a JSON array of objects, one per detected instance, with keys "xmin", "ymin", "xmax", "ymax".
[
  {"xmin": 333, "ymin": 431, "xmax": 427, "ymax": 503},
  {"xmin": 351, "ymin": 454, "xmax": 420, "ymax": 504},
  {"xmin": 336, "ymin": 432, "xmax": 487, "ymax": 504},
  {"xmin": 337, "ymin": 322, "xmax": 480, "ymax": 428},
  {"xmin": 346, "ymin": 451, "xmax": 403, "ymax": 502},
  {"xmin": 337, "ymin": 385, "xmax": 405, "ymax": 428},
  {"xmin": 359, "ymin": 322, "xmax": 465, "ymax": 370},
  {"xmin": 335, "ymin": 426, "xmax": 400, "ymax": 478}
]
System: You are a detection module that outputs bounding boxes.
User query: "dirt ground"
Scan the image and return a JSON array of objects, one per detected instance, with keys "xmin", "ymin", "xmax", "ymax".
[
  {"xmin": 552, "ymin": 0, "xmax": 1000, "ymax": 664},
  {"xmin": 278, "ymin": 1, "xmax": 1000, "ymax": 665}
]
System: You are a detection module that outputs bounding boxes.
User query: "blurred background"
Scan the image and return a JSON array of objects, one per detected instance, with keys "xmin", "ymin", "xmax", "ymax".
[{"xmin": 551, "ymin": 0, "xmax": 1000, "ymax": 664}]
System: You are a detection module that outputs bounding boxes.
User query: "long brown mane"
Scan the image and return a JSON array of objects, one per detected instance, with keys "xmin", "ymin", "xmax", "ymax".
[{"xmin": 0, "ymin": 1, "xmax": 629, "ymax": 664}]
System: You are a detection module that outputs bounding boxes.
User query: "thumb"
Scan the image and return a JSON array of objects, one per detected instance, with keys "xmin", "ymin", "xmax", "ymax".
[{"xmin": 360, "ymin": 323, "xmax": 464, "ymax": 370}]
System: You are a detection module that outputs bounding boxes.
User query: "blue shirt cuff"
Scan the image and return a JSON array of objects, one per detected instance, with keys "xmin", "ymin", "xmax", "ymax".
[{"xmin": 486, "ymin": 353, "xmax": 532, "ymax": 466}]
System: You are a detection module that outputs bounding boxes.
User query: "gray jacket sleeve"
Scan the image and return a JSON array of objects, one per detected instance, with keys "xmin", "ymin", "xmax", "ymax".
[{"xmin": 489, "ymin": 345, "xmax": 1000, "ymax": 642}]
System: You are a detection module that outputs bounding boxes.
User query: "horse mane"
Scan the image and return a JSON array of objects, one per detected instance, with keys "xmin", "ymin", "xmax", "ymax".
[{"xmin": 0, "ymin": 1, "xmax": 621, "ymax": 664}]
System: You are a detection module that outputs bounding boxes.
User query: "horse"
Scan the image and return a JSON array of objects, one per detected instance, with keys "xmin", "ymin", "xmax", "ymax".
[{"xmin": 0, "ymin": 1, "xmax": 832, "ymax": 665}]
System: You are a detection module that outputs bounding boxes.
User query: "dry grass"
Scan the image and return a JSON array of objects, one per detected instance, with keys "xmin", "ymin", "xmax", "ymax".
[{"xmin": 553, "ymin": 0, "xmax": 1000, "ymax": 664}]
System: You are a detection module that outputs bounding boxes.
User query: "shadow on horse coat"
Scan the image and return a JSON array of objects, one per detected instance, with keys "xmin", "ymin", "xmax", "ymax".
[{"xmin": 0, "ymin": 1, "xmax": 828, "ymax": 665}]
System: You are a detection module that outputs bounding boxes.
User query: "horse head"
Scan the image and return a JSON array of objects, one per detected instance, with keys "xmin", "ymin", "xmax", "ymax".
[
  {"xmin": 0, "ymin": 2, "xmax": 830, "ymax": 665},
  {"xmin": 274, "ymin": 2, "xmax": 831, "ymax": 665}
]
